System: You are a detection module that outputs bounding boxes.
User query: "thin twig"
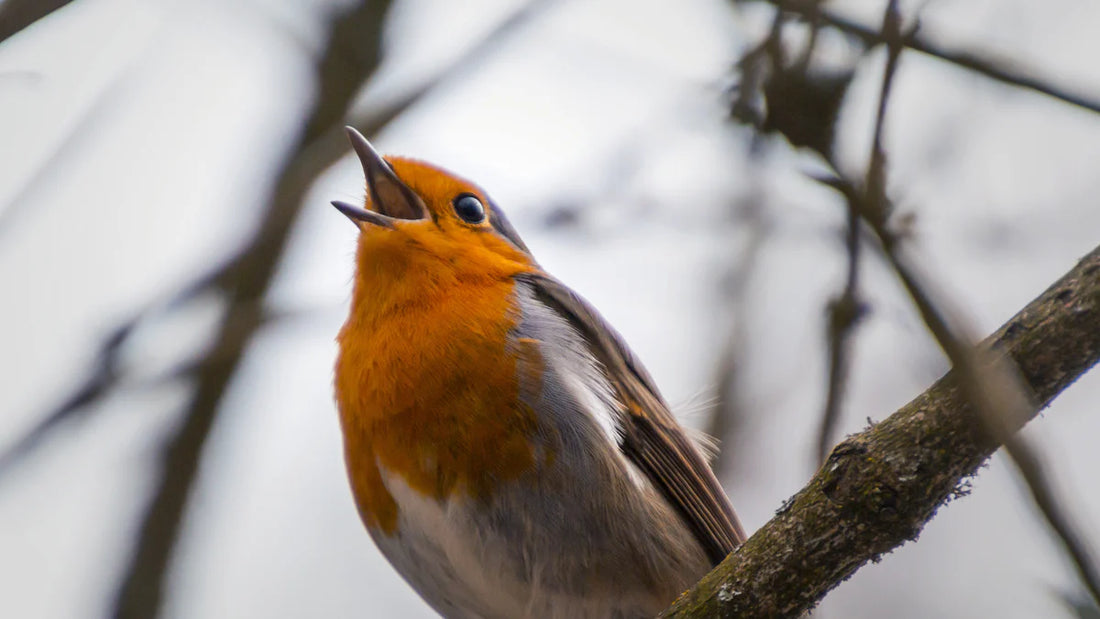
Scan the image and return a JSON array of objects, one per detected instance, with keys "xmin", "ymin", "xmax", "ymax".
[
  {"xmin": 863, "ymin": 0, "xmax": 903, "ymax": 219},
  {"xmin": 0, "ymin": 302, "xmax": 315, "ymax": 479},
  {"xmin": 0, "ymin": 0, "xmax": 74, "ymax": 44},
  {"xmin": 815, "ymin": 0, "xmax": 904, "ymax": 465},
  {"xmin": 757, "ymin": 0, "xmax": 1100, "ymax": 116},
  {"xmin": 1008, "ymin": 434, "xmax": 1100, "ymax": 605},
  {"xmin": 816, "ymin": 199, "xmax": 863, "ymax": 464},
  {"xmin": 0, "ymin": 322, "xmax": 134, "ymax": 478},
  {"xmin": 731, "ymin": 8, "xmax": 787, "ymax": 132}
]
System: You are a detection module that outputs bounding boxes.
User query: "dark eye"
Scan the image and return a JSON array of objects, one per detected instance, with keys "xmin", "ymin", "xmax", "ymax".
[{"xmin": 453, "ymin": 193, "xmax": 486, "ymax": 224}]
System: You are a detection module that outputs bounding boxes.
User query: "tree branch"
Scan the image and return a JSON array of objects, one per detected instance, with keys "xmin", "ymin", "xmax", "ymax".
[
  {"xmin": 0, "ymin": 0, "xmax": 74, "ymax": 44},
  {"xmin": 661, "ymin": 243, "xmax": 1100, "ymax": 616},
  {"xmin": 830, "ymin": 0, "xmax": 1100, "ymax": 602},
  {"xmin": 753, "ymin": 0, "xmax": 1100, "ymax": 116}
]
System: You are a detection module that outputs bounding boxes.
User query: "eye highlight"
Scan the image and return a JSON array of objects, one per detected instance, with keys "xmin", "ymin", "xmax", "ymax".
[{"xmin": 452, "ymin": 193, "xmax": 486, "ymax": 224}]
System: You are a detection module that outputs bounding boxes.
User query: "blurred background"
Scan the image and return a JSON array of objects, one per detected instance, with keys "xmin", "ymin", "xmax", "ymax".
[{"xmin": 2, "ymin": 0, "xmax": 1099, "ymax": 617}]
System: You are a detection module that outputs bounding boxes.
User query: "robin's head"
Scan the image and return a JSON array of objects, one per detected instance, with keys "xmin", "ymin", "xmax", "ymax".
[{"xmin": 333, "ymin": 127, "xmax": 535, "ymax": 285}]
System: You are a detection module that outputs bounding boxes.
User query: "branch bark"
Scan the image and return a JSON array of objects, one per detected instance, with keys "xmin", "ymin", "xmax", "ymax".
[
  {"xmin": 0, "ymin": 0, "xmax": 74, "ymax": 44},
  {"xmin": 661, "ymin": 243, "xmax": 1100, "ymax": 617}
]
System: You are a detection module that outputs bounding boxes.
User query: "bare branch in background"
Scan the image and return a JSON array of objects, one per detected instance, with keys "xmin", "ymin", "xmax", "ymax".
[
  {"xmin": 814, "ymin": 0, "xmax": 903, "ymax": 464},
  {"xmin": 0, "ymin": 300, "xmax": 308, "ymax": 485},
  {"xmin": 755, "ymin": 0, "xmax": 1100, "ymax": 116},
  {"xmin": 862, "ymin": 0, "xmax": 902, "ymax": 219},
  {"xmin": 0, "ymin": 321, "xmax": 134, "ymax": 478},
  {"xmin": 732, "ymin": 4, "xmax": 857, "ymax": 158},
  {"xmin": 834, "ymin": 0, "xmax": 1100, "ymax": 604},
  {"xmin": 1059, "ymin": 587, "xmax": 1100, "ymax": 619},
  {"xmin": 708, "ymin": 182, "xmax": 768, "ymax": 480},
  {"xmin": 0, "ymin": 0, "xmax": 74, "ymax": 44},
  {"xmin": 1008, "ymin": 436, "xmax": 1100, "ymax": 606},
  {"xmin": 815, "ymin": 192, "xmax": 864, "ymax": 464},
  {"xmin": 109, "ymin": 1, "xmax": 396, "ymax": 616},
  {"xmin": 726, "ymin": 0, "xmax": 864, "ymax": 470},
  {"xmin": 660, "ymin": 2, "xmax": 1100, "ymax": 614}
]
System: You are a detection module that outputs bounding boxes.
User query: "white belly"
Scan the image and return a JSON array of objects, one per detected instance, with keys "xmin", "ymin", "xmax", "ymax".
[{"xmin": 369, "ymin": 468, "xmax": 667, "ymax": 619}]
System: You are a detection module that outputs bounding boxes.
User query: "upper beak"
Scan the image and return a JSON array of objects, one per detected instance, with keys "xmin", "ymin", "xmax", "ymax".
[{"xmin": 333, "ymin": 126, "xmax": 428, "ymax": 229}]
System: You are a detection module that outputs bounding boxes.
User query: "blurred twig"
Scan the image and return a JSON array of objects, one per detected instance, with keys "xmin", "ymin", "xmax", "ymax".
[
  {"xmin": 754, "ymin": 0, "xmax": 1100, "ymax": 116},
  {"xmin": 813, "ymin": 0, "xmax": 903, "ymax": 464},
  {"xmin": 0, "ymin": 322, "xmax": 134, "ymax": 476},
  {"xmin": 108, "ymin": 2, "xmax": 396, "ymax": 617},
  {"xmin": 848, "ymin": 136, "xmax": 1100, "ymax": 615},
  {"xmin": 0, "ymin": 301, "xmax": 321, "ymax": 483},
  {"xmin": 731, "ymin": 2, "xmax": 858, "ymax": 158},
  {"xmin": 662, "ymin": 2, "xmax": 1100, "ymax": 615},
  {"xmin": 1009, "ymin": 437, "xmax": 1100, "ymax": 606},
  {"xmin": 0, "ymin": 0, "xmax": 73, "ymax": 44},
  {"xmin": 1059, "ymin": 587, "xmax": 1100, "ymax": 619},
  {"xmin": 708, "ymin": 190, "xmax": 768, "ymax": 480},
  {"xmin": 815, "ymin": 189, "xmax": 864, "ymax": 464}
]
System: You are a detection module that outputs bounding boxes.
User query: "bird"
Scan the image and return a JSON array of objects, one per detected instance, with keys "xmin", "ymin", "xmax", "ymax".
[{"xmin": 332, "ymin": 126, "xmax": 746, "ymax": 619}]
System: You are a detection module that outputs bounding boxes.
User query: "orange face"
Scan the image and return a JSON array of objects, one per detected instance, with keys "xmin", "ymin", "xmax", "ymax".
[
  {"xmin": 331, "ymin": 129, "xmax": 534, "ymax": 292},
  {"xmin": 348, "ymin": 156, "xmax": 535, "ymax": 299}
]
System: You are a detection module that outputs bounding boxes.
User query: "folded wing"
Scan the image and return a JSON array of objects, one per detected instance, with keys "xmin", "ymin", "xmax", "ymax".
[{"xmin": 518, "ymin": 272, "xmax": 747, "ymax": 564}]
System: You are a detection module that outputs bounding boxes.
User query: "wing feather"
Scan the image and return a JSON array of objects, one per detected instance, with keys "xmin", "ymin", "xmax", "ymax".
[{"xmin": 518, "ymin": 272, "xmax": 747, "ymax": 563}]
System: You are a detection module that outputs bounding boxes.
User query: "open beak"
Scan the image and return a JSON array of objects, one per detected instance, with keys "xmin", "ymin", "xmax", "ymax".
[
  {"xmin": 331, "ymin": 199, "xmax": 396, "ymax": 229},
  {"xmin": 332, "ymin": 126, "xmax": 428, "ymax": 229}
]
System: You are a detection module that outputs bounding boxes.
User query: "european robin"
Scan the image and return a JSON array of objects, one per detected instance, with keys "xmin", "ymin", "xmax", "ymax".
[{"xmin": 332, "ymin": 127, "xmax": 746, "ymax": 618}]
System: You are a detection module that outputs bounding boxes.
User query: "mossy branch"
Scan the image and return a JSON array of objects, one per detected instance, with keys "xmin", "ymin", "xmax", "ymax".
[{"xmin": 661, "ymin": 243, "xmax": 1100, "ymax": 617}]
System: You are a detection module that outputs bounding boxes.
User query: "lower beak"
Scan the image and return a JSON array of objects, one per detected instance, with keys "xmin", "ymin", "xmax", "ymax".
[{"xmin": 331, "ymin": 200, "xmax": 397, "ymax": 229}]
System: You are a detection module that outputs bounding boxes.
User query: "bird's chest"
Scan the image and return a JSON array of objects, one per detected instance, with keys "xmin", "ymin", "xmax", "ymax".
[{"xmin": 335, "ymin": 288, "xmax": 544, "ymax": 532}]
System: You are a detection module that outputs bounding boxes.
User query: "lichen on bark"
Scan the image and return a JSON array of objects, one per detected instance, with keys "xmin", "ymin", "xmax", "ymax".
[{"xmin": 661, "ymin": 246, "xmax": 1100, "ymax": 618}]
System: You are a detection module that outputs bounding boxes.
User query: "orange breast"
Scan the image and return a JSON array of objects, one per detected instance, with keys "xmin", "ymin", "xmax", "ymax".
[{"xmin": 334, "ymin": 226, "xmax": 539, "ymax": 534}]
